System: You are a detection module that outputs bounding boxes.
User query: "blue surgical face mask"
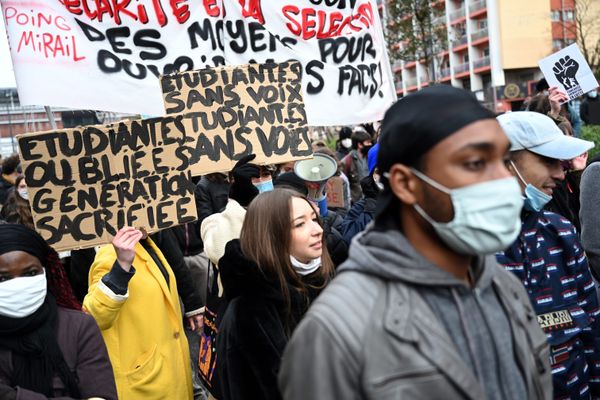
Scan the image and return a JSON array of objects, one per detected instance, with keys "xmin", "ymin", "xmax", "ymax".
[
  {"xmin": 254, "ymin": 179, "xmax": 274, "ymax": 193},
  {"xmin": 522, "ymin": 184, "xmax": 552, "ymax": 212},
  {"xmin": 406, "ymin": 169, "xmax": 523, "ymax": 256},
  {"xmin": 589, "ymin": 91, "xmax": 598, "ymax": 99},
  {"xmin": 510, "ymin": 161, "xmax": 552, "ymax": 212}
]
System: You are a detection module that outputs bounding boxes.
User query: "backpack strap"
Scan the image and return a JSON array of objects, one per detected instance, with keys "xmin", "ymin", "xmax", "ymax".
[{"xmin": 343, "ymin": 154, "xmax": 352, "ymax": 175}]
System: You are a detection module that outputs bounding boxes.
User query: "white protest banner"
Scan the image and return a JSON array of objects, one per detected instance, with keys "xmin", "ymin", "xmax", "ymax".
[
  {"xmin": 17, "ymin": 117, "xmax": 198, "ymax": 251},
  {"xmin": 539, "ymin": 43, "xmax": 599, "ymax": 101},
  {"xmin": 1, "ymin": 0, "xmax": 396, "ymax": 126}
]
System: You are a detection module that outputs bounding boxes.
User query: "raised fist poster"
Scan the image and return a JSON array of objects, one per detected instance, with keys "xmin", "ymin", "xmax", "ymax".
[
  {"xmin": 539, "ymin": 44, "xmax": 599, "ymax": 101},
  {"xmin": 0, "ymin": 0, "xmax": 396, "ymax": 126}
]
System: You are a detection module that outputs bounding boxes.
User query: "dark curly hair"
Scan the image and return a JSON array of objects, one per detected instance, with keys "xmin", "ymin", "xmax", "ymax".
[{"xmin": 2, "ymin": 154, "xmax": 20, "ymax": 175}]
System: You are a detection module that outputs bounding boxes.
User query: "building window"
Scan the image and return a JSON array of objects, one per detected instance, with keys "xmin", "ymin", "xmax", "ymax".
[
  {"xmin": 563, "ymin": 10, "xmax": 575, "ymax": 21},
  {"xmin": 553, "ymin": 39, "xmax": 564, "ymax": 50},
  {"xmin": 483, "ymin": 47, "xmax": 490, "ymax": 57},
  {"xmin": 464, "ymin": 54, "xmax": 469, "ymax": 63},
  {"xmin": 477, "ymin": 20, "xmax": 488, "ymax": 30},
  {"xmin": 551, "ymin": 10, "xmax": 561, "ymax": 21}
]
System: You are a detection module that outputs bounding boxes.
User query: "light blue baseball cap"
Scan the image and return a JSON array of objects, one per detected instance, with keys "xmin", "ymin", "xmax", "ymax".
[{"xmin": 497, "ymin": 111, "xmax": 594, "ymax": 159}]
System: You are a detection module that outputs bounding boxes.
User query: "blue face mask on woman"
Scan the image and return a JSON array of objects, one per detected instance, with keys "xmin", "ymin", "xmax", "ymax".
[
  {"xmin": 254, "ymin": 179, "xmax": 274, "ymax": 193},
  {"xmin": 510, "ymin": 161, "xmax": 552, "ymax": 212}
]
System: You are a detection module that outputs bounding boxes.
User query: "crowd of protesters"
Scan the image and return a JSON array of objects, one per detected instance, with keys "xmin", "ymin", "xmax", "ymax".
[{"xmin": 0, "ymin": 79, "xmax": 599, "ymax": 400}]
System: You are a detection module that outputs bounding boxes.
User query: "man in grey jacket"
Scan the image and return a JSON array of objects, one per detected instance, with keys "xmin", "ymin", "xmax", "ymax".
[
  {"xmin": 278, "ymin": 86, "xmax": 552, "ymax": 400},
  {"xmin": 581, "ymin": 156, "xmax": 600, "ymax": 278}
]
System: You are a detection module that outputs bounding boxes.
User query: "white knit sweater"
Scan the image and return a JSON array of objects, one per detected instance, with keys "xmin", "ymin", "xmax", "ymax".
[{"xmin": 200, "ymin": 199, "xmax": 246, "ymax": 266}]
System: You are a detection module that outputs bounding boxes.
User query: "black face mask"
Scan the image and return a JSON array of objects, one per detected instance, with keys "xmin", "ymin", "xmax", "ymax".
[{"xmin": 360, "ymin": 144, "xmax": 372, "ymax": 156}]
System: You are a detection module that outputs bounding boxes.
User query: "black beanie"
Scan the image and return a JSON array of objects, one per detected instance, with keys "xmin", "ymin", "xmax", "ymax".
[
  {"xmin": 0, "ymin": 224, "xmax": 49, "ymax": 262},
  {"xmin": 375, "ymin": 85, "xmax": 495, "ymax": 223},
  {"xmin": 377, "ymin": 85, "xmax": 495, "ymax": 173},
  {"xmin": 274, "ymin": 172, "xmax": 308, "ymax": 196}
]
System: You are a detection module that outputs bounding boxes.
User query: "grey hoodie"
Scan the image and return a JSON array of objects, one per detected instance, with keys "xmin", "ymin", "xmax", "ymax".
[{"xmin": 279, "ymin": 227, "xmax": 551, "ymax": 400}]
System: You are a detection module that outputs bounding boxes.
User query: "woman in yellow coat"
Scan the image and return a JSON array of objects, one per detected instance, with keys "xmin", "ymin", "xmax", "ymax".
[{"xmin": 83, "ymin": 227, "xmax": 193, "ymax": 399}]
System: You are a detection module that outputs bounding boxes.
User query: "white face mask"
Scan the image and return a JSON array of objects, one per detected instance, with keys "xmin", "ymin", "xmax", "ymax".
[
  {"xmin": 290, "ymin": 256, "xmax": 321, "ymax": 276},
  {"xmin": 0, "ymin": 270, "xmax": 47, "ymax": 318},
  {"xmin": 341, "ymin": 138, "xmax": 352, "ymax": 149},
  {"xmin": 409, "ymin": 169, "xmax": 523, "ymax": 255},
  {"xmin": 17, "ymin": 188, "xmax": 29, "ymax": 200}
]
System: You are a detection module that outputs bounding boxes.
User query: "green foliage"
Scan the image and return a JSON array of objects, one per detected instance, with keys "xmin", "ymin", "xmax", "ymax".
[
  {"xmin": 385, "ymin": 0, "xmax": 447, "ymax": 82},
  {"xmin": 582, "ymin": 125, "xmax": 600, "ymax": 160},
  {"xmin": 325, "ymin": 135, "xmax": 338, "ymax": 151}
]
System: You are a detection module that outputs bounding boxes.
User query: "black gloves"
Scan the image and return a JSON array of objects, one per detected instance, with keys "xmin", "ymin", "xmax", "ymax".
[
  {"xmin": 360, "ymin": 175, "xmax": 380, "ymax": 199},
  {"xmin": 228, "ymin": 154, "xmax": 260, "ymax": 207}
]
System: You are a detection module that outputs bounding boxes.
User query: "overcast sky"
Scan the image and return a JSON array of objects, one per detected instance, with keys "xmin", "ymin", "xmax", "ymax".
[{"xmin": 0, "ymin": 16, "xmax": 17, "ymax": 88}]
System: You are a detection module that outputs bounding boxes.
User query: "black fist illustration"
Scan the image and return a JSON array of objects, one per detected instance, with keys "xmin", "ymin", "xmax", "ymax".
[{"xmin": 553, "ymin": 56, "xmax": 580, "ymax": 90}]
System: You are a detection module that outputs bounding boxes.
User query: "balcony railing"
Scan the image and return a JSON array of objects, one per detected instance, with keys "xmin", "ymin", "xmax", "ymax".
[
  {"xmin": 470, "ymin": 28, "xmax": 489, "ymax": 42},
  {"xmin": 395, "ymin": 79, "xmax": 403, "ymax": 90},
  {"xmin": 469, "ymin": 0, "xmax": 487, "ymax": 14},
  {"xmin": 449, "ymin": 6, "xmax": 465, "ymax": 21},
  {"xmin": 392, "ymin": 60, "xmax": 403, "ymax": 70},
  {"xmin": 473, "ymin": 56, "xmax": 490, "ymax": 69},
  {"xmin": 454, "ymin": 62, "xmax": 470, "ymax": 75},
  {"xmin": 405, "ymin": 77, "xmax": 419, "ymax": 87},
  {"xmin": 432, "ymin": 15, "xmax": 445, "ymax": 26},
  {"xmin": 452, "ymin": 35, "xmax": 469, "ymax": 47},
  {"xmin": 440, "ymin": 67, "xmax": 452, "ymax": 78}
]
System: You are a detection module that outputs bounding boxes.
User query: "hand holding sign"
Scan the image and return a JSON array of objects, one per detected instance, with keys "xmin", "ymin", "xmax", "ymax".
[
  {"xmin": 229, "ymin": 154, "xmax": 260, "ymax": 207},
  {"xmin": 548, "ymin": 87, "xmax": 569, "ymax": 117},
  {"xmin": 553, "ymin": 56, "xmax": 580, "ymax": 90},
  {"xmin": 113, "ymin": 227, "xmax": 144, "ymax": 272},
  {"xmin": 231, "ymin": 154, "xmax": 260, "ymax": 183}
]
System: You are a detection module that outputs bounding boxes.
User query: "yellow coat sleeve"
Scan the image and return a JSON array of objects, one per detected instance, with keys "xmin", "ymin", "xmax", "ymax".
[{"xmin": 83, "ymin": 245, "xmax": 129, "ymax": 331}]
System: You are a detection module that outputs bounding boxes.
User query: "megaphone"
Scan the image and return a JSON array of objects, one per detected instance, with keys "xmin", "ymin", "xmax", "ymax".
[{"xmin": 294, "ymin": 153, "xmax": 338, "ymax": 201}]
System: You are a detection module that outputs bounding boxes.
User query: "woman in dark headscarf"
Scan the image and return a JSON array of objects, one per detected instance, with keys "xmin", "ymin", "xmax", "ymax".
[{"xmin": 0, "ymin": 224, "xmax": 117, "ymax": 400}]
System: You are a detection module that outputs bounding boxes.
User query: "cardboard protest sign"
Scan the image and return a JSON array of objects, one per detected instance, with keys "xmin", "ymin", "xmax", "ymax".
[
  {"xmin": 539, "ymin": 44, "xmax": 599, "ymax": 100},
  {"xmin": 326, "ymin": 176, "xmax": 345, "ymax": 208},
  {"xmin": 161, "ymin": 61, "xmax": 313, "ymax": 175},
  {"xmin": 17, "ymin": 117, "xmax": 198, "ymax": 251},
  {"xmin": 1, "ymin": 0, "xmax": 395, "ymax": 126}
]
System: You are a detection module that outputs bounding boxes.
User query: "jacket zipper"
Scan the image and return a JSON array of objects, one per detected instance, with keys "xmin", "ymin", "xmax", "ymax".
[
  {"xmin": 473, "ymin": 288, "xmax": 511, "ymax": 400},
  {"xmin": 494, "ymin": 281, "xmax": 546, "ymax": 400}
]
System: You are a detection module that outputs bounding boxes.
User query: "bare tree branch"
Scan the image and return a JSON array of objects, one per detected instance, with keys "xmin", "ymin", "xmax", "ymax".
[
  {"xmin": 561, "ymin": 0, "xmax": 600, "ymax": 74},
  {"xmin": 385, "ymin": 0, "xmax": 447, "ymax": 84}
]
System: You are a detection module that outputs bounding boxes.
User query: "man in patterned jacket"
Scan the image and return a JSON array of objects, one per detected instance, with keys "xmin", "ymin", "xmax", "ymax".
[{"xmin": 497, "ymin": 111, "xmax": 599, "ymax": 399}]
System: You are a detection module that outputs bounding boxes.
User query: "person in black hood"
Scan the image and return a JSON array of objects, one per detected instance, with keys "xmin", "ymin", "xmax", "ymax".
[
  {"xmin": 279, "ymin": 85, "xmax": 552, "ymax": 400},
  {"xmin": 216, "ymin": 189, "xmax": 334, "ymax": 400},
  {"xmin": 335, "ymin": 126, "xmax": 353, "ymax": 160}
]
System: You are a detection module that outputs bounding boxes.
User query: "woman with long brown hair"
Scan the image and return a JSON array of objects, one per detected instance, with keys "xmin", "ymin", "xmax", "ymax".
[
  {"xmin": 215, "ymin": 188, "xmax": 334, "ymax": 400},
  {"xmin": 1, "ymin": 176, "xmax": 34, "ymax": 229}
]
